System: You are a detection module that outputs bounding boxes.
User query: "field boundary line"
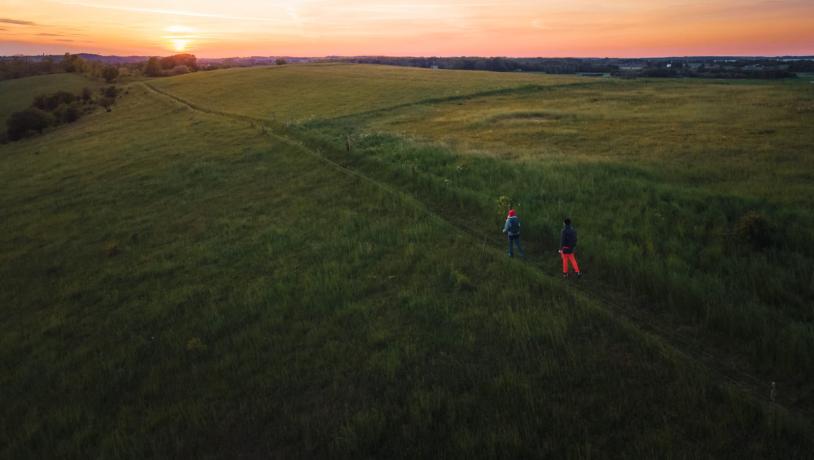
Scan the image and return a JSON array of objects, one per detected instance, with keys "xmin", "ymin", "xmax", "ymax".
[{"xmin": 317, "ymin": 81, "xmax": 600, "ymax": 124}]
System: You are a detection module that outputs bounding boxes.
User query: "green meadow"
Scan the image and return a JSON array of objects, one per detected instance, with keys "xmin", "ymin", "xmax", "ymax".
[
  {"xmin": 152, "ymin": 63, "xmax": 583, "ymax": 121},
  {"xmin": 0, "ymin": 73, "xmax": 101, "ymax": 125},
  {"xmin": 2, "ymin": 64, "xmax": 813, "ymax": 457}
]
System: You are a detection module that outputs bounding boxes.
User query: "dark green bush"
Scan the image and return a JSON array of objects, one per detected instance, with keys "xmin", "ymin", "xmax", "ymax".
[
  {"xmin": 102, "ymin": 85, "xmax": 118, "ymax": 98},
  {"xmin": 53, "ymin": 102, "xmax": 82, "ymax": 123},
  {"xmin": 101, "ymin": 65, "xmax": 119, "ymax": 83},
  {"xmin": 98, "ymin": 96, "xmax": 115, "ymax": 112},
  {"xmin": 734, "ymin": 211, "xmax": 772, "ymax": 250},
  {"xmin": 170, "ymin": 65, "xmax": 190, "ymax": 75},
  {"xmin": 8, "ymin": 87, "xmax": 108, "ymax": 142},
  {"xmin": 7, "ymin": 108, "xmax": 54, "ymax": 140},
  {"xmin": 32, "ymin": 91, "xmax": 76, "ymax": 111}
]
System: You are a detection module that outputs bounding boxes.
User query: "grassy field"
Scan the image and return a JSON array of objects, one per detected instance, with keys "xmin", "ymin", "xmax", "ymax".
[
  {"xmin": 0, "ymin": 73, "xmax": 101, "ymax": 124},
  {"xmin": 362, "ymin": 78, "xmax": 814, "ymax": 206},
  {"xmin": 2, "ymin": 64, "xmax": 813, "ymax": 457},
  {"xmin": 149, "ymin": 64, "xmax": 814, "ymax": 400},
  {"xmin": 150, "ymin": 63, "xmax": 583, "ymax": 121}
]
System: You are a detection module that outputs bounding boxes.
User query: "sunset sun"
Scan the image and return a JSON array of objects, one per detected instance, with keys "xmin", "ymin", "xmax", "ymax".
[
  {"xmin": 172, "ymin": 39, "xmax": 190, "ymax": 52},
  {"xmin": 166, "ymin": 25, "xmax": 195, "ymax": 52}
]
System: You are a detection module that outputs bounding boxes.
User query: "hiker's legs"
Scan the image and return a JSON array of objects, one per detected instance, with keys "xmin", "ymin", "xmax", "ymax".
[
  {"xmin": 508, "ymin": 237, "xmax": 513, "ymax": 257},
  {"xmin": 562, "ymin": 253, "xmax": 580, "ymax": 273},
  {"xmin": 566, "ymin": 254, "xmax": 580, "ymax": 273},
  {"xmin": 514, "ymin": 237, "xmax": 525, "ymax": 258}
]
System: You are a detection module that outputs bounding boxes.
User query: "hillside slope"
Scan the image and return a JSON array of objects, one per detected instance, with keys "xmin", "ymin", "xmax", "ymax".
[
  {"xmin": 1, "ymin": 74, "xmax": 812, "ymax": 458},
  {"xmin": 0, "ymin": 73, "xmax": 100, "ymax": 125},
  {"xmin": 149, "ymin": 64, "xmax": 814, "ymax": 417},
  {"xmin": 150, "ymin": 63, "xmax": 583, "ymax": 121}
]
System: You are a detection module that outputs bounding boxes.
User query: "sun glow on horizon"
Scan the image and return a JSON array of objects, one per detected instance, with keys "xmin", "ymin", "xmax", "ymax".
[
  {"xmin": 2, "ymin": 1, "xmax": 814, "ymax": 57},
  {"xmin": 171, "ymin": 39, "xmax": 190, "ymax": 52},
  {"xmin": 165, "ymin": 25, "xmax": 195, "ymax": 53}
]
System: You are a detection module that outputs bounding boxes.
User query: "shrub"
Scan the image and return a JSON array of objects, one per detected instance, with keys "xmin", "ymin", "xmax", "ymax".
[
  {"xmin": 81, "ymin": 87, "xmax": 93, "ymax": 103},
  {"xmin": 276, "ymin": 58, "xmax": 288, "ymax": 66},
  {"xmin": 33, "ymin": 91, "xmax": 76, "ymax": 111},
  {"xmin": 144, "ymin": 57, "xmax": 162, "ymax": 77},
  {"xmin": 734, "ymin": 211, "xmax": 772, "ymax": 250},
  {"xmin": 98, "ymin": 96, "xmax": 115, "ymax": 112},
  {"xmin": 7, "ymin": 108, "xmax": 54, "ymax": 140},
  {"xmin": 101, "ymin": 65, "xmax": 119, "ymax": 83},
  {"xmin": 170, "ymin": 65, "xmax": 190, "ymax": 75},
  {"xmin": 102, "ymin": 86, "xmax": 118, "ymax": 98},
  {"xmin": 54, "ymin": 103, "xmax": 82, "ymax": 123}
]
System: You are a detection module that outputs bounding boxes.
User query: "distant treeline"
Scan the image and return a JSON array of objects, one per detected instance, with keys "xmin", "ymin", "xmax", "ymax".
[
  {"xmin": 342, "ymin": 56, "xmax": 813, "ymax": 79},
  {"xmin": 0, "ymin": 53, "xmax": 202, "ymax": 81},
  {"xmin": 5, "ymin": 53, "xmax": 812, "ymax": 81},
  {"xmin": 343, "ymin": 57, "xmax": 619, "ymax": 74}
]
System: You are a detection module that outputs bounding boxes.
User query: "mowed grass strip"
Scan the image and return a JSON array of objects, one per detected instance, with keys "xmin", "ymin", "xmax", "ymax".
[
  {"xmin": 148, "ymin": 63, "xmax": 585, "ymax": 122},
  {"xmin": 1, "ymin": 85, "xmax": 811, "ymax": 457}
]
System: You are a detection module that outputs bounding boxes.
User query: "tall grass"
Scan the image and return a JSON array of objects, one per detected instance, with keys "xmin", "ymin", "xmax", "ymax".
[
  {"xmin": 1, "ymin": 70, "xmax": 812, "ymax": 457},
  {"xmin": 153, "ymin": 62, "xmax": 814, "ymax": 412},
  {"xmin": 290, "ymin": 117, "xmax": 814, "ymax": 392}
]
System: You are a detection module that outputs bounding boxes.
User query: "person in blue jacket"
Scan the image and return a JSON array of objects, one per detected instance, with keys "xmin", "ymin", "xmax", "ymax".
[{"xmin": 503, "ymin": 208, "xmax": 525, "ymax": 258}]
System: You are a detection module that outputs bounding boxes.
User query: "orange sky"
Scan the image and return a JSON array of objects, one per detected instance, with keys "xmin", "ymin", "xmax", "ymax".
[{"xmin": 2, "ymin": 0, "xmax": 814, "ymax": 57}]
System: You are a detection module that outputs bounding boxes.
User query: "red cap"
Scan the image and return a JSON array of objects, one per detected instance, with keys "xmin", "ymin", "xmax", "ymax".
[{"xmin": 508, "ymin": 209, "xmax": 516, "ymax": 217}]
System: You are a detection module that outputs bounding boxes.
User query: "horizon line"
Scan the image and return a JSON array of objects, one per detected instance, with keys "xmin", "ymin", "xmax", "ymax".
[{"xmin": 3, "ymin": 52, "xmax": 814, "ymax": 60}]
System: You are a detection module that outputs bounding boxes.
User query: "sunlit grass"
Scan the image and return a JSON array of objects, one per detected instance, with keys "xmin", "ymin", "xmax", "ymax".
[
  {"xmin": 362, "ymin": 78, "xmax": 814, "ymax": 206},
  {"xmin": 149, "ymin": 63, "xmax": 585, "ymax": 121}
]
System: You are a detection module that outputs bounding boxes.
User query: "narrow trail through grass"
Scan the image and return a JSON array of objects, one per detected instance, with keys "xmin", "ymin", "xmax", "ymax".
[
  {"xmin": 318, "ymin": 82, "xmax": 598, "ymax": 125},
  {"xmin": 141, "ymin": 81, "xmax": 813, "ymax": 435}
]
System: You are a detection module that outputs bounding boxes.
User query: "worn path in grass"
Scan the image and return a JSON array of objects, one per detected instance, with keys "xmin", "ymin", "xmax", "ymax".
[{"xmin": 142, "ymin": 81, "xmax": 814, "ymax": 434}]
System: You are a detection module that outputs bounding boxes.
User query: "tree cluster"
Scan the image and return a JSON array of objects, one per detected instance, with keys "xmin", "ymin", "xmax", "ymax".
[
  {"xmin": 5, "ymin": 86, "xmax": 119, "ymax": 142},
  {"xmin": 1, "ymin": 53, "xmax": 201, "ymax": 82},
  {"xmin": 60, "ymin": 54, "xmax": 124, "ymax": 83},
  {"xmin": 0, "ymin": 54, "xmax": 124, "ymax": 82},
  {"xmin": 144, "ymin": 54, "xmax": 199, "ymax": 77},
  {"xmin": 0, "ymin": 56, "xmax": 62, "ymax": 80}
]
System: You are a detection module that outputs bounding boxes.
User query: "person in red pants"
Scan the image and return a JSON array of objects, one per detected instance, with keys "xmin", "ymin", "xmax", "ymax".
[{"xmin": 559, "ymin": 217, "xmax": 581, "ymax": 278}]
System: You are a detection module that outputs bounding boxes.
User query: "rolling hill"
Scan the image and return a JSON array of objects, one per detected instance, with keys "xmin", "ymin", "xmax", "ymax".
[
  {"xmin": 0, "ymin": 73, "xmax": 102, "ymax": 126},
  {"xmin": 1, "ymin": 65, "xmax": 812, "ymax": 458}
]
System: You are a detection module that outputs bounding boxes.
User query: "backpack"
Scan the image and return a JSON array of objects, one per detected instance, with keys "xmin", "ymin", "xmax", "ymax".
[{"xmin": 507, "ymin": 217, "xmax": 520, "ymax": 235}]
